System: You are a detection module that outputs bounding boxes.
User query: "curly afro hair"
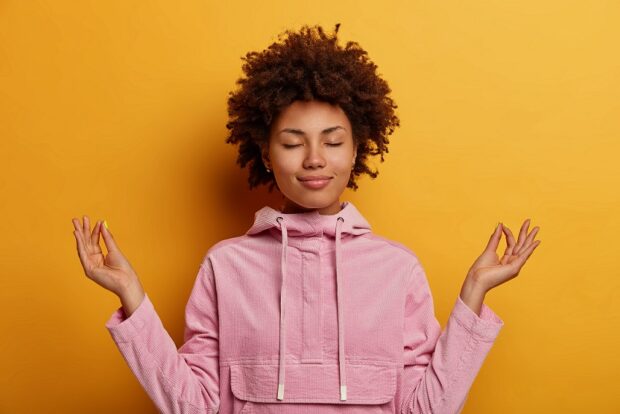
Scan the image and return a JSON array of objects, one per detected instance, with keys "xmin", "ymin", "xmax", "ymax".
[{"xmin": 225, "ymin": 23, "xmax": 400, "ymax": 192}]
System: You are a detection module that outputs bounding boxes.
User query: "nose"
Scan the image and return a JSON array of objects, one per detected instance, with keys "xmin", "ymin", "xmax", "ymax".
[{"xmin": 302, "ymin": 143, "xmax": 326, "ymax": 169}]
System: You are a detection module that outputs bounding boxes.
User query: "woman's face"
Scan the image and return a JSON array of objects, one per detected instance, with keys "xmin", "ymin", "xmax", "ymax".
[{"xmin": 262, "ymin": 100, "xmax": 357, "ymax": 215}]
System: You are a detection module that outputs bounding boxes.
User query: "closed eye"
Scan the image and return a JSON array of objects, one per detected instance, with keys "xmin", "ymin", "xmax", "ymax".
[{"xmin": 282, "ymin": 143, "xmax": 343, "ymax": 148}]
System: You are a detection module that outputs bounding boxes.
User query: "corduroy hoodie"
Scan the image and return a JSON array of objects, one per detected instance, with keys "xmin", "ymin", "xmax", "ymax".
[{"xmin": 106, "ymin": 201, "xmax": 504, "ymax": 414}]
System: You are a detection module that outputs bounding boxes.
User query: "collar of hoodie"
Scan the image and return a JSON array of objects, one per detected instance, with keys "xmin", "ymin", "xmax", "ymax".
[{"xmin": 246, "ymin": 201, "xmax": 372, "ymax": 401}]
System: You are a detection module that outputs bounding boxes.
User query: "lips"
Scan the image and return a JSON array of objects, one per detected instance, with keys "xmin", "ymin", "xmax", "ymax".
[
  {"xmin": 297, "ymin": 175, "xmax": 333, "ymax": 181},
  {"xmin": 297, "ymin": 176, "xmax": 332, "ymax": 189}
]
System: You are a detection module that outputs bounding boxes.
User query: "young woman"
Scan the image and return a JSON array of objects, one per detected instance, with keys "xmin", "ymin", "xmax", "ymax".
[{"xmin": 72, "ymin": 24, "xmax": 541, "ymax": 414}]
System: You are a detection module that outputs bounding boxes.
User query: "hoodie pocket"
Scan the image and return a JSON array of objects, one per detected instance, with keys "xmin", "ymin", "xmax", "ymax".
[{"xmin": 230, "ymin": 363, "xmax": 397, "ymax": 413}]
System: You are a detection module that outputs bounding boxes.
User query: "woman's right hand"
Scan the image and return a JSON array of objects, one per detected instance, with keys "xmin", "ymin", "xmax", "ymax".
[{"xmin": 72, "ymin": 215, "xmax": 143, "ymax": 298}]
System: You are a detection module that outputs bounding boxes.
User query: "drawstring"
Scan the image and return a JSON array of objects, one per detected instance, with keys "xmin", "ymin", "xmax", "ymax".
[
  {"xmin": 275, "ymin": 215, "xmax": 348, "ymax": 401},
  {"xmin": 335, "ymin": 216, "xmax": 347, "ymax": 400},
  {"xmin": 276, "ymin": 216, "xmax": 287, "ymax": 401}
]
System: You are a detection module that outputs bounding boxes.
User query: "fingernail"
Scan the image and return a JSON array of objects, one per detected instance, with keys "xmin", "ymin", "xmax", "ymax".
[{"xmin": 104, "ymin": 220, "xmax": 109, "ymax": 230}]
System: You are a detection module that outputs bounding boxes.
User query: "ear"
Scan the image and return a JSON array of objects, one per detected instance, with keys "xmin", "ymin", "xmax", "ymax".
[{"xmin": 260, "ymin": 143, "xmax": 270, "ymax": 168}]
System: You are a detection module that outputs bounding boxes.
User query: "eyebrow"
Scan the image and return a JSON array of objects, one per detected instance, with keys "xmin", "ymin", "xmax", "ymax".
[{"xmin": 278, "ymin": 126, "xmax": 346, "ymax": 136}]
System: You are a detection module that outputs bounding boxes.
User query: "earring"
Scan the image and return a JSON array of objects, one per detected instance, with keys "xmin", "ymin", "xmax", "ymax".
[{"xmin": 266, "ymin": 167, "xmax": 271, "ymax": 173}]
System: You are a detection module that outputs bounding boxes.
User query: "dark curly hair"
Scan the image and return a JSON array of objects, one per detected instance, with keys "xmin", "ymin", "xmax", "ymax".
[{"xmin": 225, "ymin": 23, "xmax": 400, "ymax": 192}]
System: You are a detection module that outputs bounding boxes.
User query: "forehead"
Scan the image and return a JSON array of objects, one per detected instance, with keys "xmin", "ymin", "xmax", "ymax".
[{"xmin": 273, "ymin": 100, "xmax": 351, "ymax": 128}]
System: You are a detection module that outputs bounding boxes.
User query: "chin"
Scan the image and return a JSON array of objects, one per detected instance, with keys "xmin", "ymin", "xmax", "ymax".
[{"xmin": 283, "ymin": 192, "xmax": 338, "ymax": 210}]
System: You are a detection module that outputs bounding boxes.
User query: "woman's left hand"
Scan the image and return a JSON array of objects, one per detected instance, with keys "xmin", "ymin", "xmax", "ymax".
[{"xmin": 466, "ymin": 219, "xmax": 541, "ymax": 293}]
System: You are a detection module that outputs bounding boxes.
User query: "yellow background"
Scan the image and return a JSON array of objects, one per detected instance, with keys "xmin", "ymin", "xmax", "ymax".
[{"xmin": 1, "ymin": 1, "xmax": 618, "ymax": 413}]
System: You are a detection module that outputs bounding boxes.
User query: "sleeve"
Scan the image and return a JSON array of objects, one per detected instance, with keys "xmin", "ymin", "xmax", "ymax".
[
  {"xmin": 400, "ymin": 260, "xmax": 504, "ymax": 414},
  {"xmin": 105, "ymin": 258, "xmax": 220, "ymax": 414}
]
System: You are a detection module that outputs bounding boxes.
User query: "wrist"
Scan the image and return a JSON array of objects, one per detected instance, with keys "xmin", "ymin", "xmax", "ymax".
[
  {"xmin": 465, "ymin": 271, "xmax": 490, "ymax": 294},
  {"xmin": 116, "ymin": 274, "xmax": 142, "ymax": 297},
  {"xmin": 459, "ymin": 277, "xmax": 488, "ymax": 317},
  {"xmin": 117, "ymin": 277, "xmax": 145, "ymax": 318}
]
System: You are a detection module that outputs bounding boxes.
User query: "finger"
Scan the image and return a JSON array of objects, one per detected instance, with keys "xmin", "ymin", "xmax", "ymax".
[
  {"xmin": 100, "ymin": 220, "xmax": 120, "ymax": 254},
  {"xmin": 72, "ymin": 217, "xmax": 82, "ymax": 233},
  {"xmin": 500, "ymin": 225, "xmax": 516, "ymax": 265},
  {"xmin": 484, "ymin": 222, "xmax": 504, "ymax": 253},
  {"xmin": 511, "ymin": 238, "xmax": 541, "ymax": 271},
  {"xmin": 73, "ymin": 229, "xmax": 91, "ymax": 272},
  {"xmin": 82, "ymin": 215, "xmax": 93, "ymax": 250},
  {"xmin": 520, "ymin": 226, "xmax": 540, "ymax": 254},
  {"xmin": 514, "ymin": 218, "xmax": 530, "ymax": 255},
  {"xmin": 73, "ymin": 217, "xmax": 91, "ymax": 253},
  {"xmin": 90, "ymin": 220, "xmax": 102, "ymax": 251},
  {"xmin": 83, "ymin": 215, "xmax": 90, "ymax": 237}
]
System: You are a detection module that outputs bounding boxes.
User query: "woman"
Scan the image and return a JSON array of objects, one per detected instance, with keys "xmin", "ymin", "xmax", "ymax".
[{"xmin": 72, "ymin": 24, "xmax": 541, "ymax": 414}]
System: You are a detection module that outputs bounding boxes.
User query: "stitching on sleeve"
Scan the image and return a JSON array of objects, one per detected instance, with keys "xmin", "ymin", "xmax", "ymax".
[{"xmin": 453, "ymin": 313, "xmax": 498, "ymax": 343}]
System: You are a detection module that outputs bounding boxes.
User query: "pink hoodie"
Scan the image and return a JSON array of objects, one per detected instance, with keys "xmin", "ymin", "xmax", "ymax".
[{"xmin": 106, "ymin": 201, "xmax": 504, "ymax": 414}]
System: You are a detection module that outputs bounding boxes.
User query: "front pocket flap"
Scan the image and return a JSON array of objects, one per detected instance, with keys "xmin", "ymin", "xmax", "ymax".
[{"xmin": 230, "ymin": 363, "xmax": 396, "ymax": 404}]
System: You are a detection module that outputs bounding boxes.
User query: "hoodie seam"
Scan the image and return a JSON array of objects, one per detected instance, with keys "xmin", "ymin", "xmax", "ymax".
[
  {"xmin": 319, "ymin": 251, "xmax": 325, "ymax": 362},
  {"xmin": 437, "ymin": 322, "xmax": 478, "ymax": 412},
  {"xmin": 301, "ymin": 250, "xmax": 306, "ymax": 362},
  {"xmin": 219, "ymin": 358, "xmax": 399, "ymax": 366},
  {"xmin": 452, "ymin": 314, "xmax": 499, "ymax": 343}
]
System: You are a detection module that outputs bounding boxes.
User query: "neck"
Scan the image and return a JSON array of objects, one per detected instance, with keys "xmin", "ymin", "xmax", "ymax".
[{"xmin": 279, "ymin": 199, "xmax": 343, "ymax": 215}]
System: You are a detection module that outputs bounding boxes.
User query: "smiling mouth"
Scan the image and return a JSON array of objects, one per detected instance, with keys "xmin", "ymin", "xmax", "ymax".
[
  {"xmin": 297, "ymin": 176, "xmax": 333, "ymax": 181},
  {"xmin": 298, "ymin": 177, "xmax": 332, "ymax": 189}
]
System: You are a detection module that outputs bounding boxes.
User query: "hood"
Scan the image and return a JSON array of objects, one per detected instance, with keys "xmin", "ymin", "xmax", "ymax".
[
  {"xmin": 245, "ymin": 201, "xmax": 371, "ymax": 401},
  {"xmin": 246, "ymin": 200, "xmax": 371, "ymax": 238}
]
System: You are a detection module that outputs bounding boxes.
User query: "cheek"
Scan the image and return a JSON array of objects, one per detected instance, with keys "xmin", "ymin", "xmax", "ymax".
[
  {"xmin": 329, "ymin": 153, "xmax": 354, "ymax": 172},
  {"xmin": 271, "ymin": 151, "xmax": 298, "ymax": 176}
]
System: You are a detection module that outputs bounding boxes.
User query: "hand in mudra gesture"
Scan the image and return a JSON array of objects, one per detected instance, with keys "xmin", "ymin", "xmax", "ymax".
[
  {"xmin": 467, "ymin": 219, "xmax": 541, "ymax": 293},
  {"xmin": 72, "ymin": 216, "xmax": 142, "ymax": 297}
]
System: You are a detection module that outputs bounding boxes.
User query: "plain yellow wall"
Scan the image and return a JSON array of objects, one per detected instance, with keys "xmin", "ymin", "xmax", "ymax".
[{"xmin": 1, "ymin": 1, "xmax": 618, "ymax": 413}]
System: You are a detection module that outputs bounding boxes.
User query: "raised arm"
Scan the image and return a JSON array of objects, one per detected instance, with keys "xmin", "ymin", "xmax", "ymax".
[
  {"xmin": 105, "ymin": 259, "xmax": 221, "ymax": 414},
  {"xmin": 400, "ymin": 219, "xmax": 541, "ymax": 413},
  {"xmin": 400, "ymin": 261, "xmax": 504, "ymax": 414},
  {"xmin": 72, "ymin": 216, "xmax": 221, "ymax": 413}
]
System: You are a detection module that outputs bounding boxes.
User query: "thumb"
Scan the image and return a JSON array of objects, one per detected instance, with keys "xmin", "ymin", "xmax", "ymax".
[
  {"xmin": 484, "ymin": 222, "xmax": 503, "ymax": 253},
  {"xmin": 100, "ymin": 220, "xmax": 120, "ymax": 253}
]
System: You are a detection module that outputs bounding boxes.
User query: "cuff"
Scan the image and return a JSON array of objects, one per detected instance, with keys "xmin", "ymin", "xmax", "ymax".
[
  {"xmin": 451, "ymin": 295, "xmax": 504, "ymax": 341},
  {"xmin": 105, "ymin": 292, "xmax": 153, "ymax": 343}
]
